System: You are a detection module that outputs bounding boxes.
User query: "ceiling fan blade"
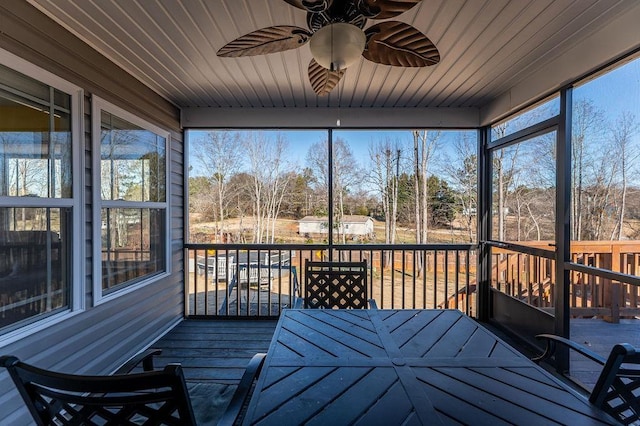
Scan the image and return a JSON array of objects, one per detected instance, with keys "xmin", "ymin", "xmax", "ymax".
[
  {"xmin": 282, "ymin": 0, "xmax": 333, "ymax": 12},
  {"xmin": 308, "ymin": 59, "xmax": 345, "ymax": 96},
  {"xmin": 363, "ymin": 21, "xmax": 439, "ymax": 67},
  {"xmin": 282, "ymin": 0, "xmax": 306, "ymax": 9},
  {"xmin": 358, "ymin": 0, "xmax": 422, "ymax": 19},
  {"xmin": 217, "ymin": 26, "xmax": 312, "ymax": 57}
]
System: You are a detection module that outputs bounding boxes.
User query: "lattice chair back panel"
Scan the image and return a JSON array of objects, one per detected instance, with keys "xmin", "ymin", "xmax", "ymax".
[
  {"xmin": 304, "ymin": 261, "xmax": 367, "ymax": 309},
  {"xmin": 590, "ymin": 344, "xmax": 640, "ymax": 425},
  {"xmin": 1, "ymin": 356, "xmax": 196, "ymax": 426}
]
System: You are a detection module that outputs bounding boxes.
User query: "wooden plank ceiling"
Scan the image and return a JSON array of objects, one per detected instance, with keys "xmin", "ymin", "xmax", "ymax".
[{"xmin": 26, "ymin": 0, "xmax": 636, "ymax": 109}]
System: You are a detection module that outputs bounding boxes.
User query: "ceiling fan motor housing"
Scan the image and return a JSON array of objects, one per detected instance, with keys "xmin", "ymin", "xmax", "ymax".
[{"xmin": 307, "ymin": 0, "xmax": 368, "ymax": 31}]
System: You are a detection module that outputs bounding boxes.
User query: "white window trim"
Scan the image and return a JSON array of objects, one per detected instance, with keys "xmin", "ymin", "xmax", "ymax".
[
  {"xmin": 91, "ymin": 95, "xmax": 171, "ymax": 305},
  {"xmin": 0, "ymin": 48, "xmax": 84, "ymax": 347}
]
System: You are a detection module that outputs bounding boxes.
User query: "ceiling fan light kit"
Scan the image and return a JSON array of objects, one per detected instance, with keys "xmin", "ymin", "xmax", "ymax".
[
  {"xmin": 309, "ymin": 23, "xmax": 366, "ymax": 71},
  {"xmin": 217, "ymin": 0, "xmax": 439, "ymax": 95}
]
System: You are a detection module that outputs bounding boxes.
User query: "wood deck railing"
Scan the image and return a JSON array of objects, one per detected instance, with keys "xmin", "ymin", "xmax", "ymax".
[{"xmin": 490, "ymin": 240, "xmax": 640, "ymax": 322}]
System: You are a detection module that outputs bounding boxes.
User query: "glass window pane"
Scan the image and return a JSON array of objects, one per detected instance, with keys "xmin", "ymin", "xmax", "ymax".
[
  {"xmin": 572, "ymin": 58, "xmax": 640, "ymax": 244},
  {"xmin": 491, "ymin": 96, "xmax": 560, "ymax": 141},
  {"xmin": 0, "ymin": 207, "xmax": 71, "ymax": 331},
  {"xmin": 100, "ymin": 111, "xmax": 166, "ymax": 202},
  {"xmin": 491, "ymin": 133, "xmax": 556, "ymax": 241},
  {"xmin": 332, "ymin": 130, "xmax": 478, "ymax": 244},
  {"xmin": 188, "ymin": 129, "xmax": 477, "ymax": 245},
  {"xmin": 568, "ymin": 54, "xmax": 640, "ymax": 310},
  {"xmin": 188, "ymin": 130, "xmax": 326, "ymax": 244},
  {"xmin": 101, "ymin": 208, "xmax": 166, "ymax": 292},
  {"xmin": 0, "ymin": 66, "xmax": 72, "ymax": 199}
]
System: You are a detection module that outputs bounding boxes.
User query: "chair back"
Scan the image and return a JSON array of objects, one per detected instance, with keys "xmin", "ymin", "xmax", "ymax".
[
  {"xmin": 590, "ymin": 343, "xmax": 640, "ymax": 425},
  {"xmin": 304, "ymin": 260, "xmax": 368, "ymax": 309},
  {"xmin": 1, "ymin": 355, "xmax": 196, "ymax": 426}
]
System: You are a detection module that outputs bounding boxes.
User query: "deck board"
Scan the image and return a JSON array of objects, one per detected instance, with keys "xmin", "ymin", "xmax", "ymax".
[
  {"xmin": 151, "ymin": 319, "xmax": 277, "ymax": 384},
  {"xmin": 570, "ymin": 318, "xmax": 640, "ymax": 389}
]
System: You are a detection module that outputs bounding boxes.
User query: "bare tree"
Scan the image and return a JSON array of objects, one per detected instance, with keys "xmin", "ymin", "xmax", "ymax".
[
  {"xmin": 443, "ymin": 134, "xmax": 477, "ymax": 242},
  {"xmin": 306, "ymin": 138, "xmax": 329, "ymax": 211},
  {"xmin": 306, "ymin": 137, "xmax": 360, "ymax": 244},
  {"xmin": 610, "ymin": 111, "xmax": 639, "ymax": 240},
  {"xmin": 369, "ymin": 138, "xmax": 403, "ymax": 244},
  {"xmin": 227, "ymin": 172, "xmax": 254, "ymax": 242},
  {"xmin": 413, "ymin": 130, "xmax": 440, "ymax": 244},
  {"xmin": 509, "ymin": 136, "xmax": 555, "ymax": 241},
  {"xmin": 571, "ymin": 100, "xmax": 605, "ymax": 240},
  {"xmin": 191, "ymin": 131, "xmax": 242, "ymax": 241},
  {"xmin": 8, "ymin": 157, "xmax": 47, "ymax": 227},
  {"xmin": 244, "ymin": 132, "xmax": 294, "ymax": 243},
  {"xmin": 490, "ymin": 125, "xmax": 527, "ymax": 241}
]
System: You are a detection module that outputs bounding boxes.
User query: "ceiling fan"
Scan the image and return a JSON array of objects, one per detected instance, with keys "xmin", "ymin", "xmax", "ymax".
[{"xmin": 217, "ymin": 0, "xmax": 440, "ymax": 96}]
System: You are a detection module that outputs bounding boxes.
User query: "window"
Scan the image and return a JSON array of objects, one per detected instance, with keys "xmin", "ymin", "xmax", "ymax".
[
  {"xmin": 491, "ymin": 96, "xmax": 560, "ymax": 141},
  {"xmin": 0, "ymin": 50, "xmax": 81, "ymax": 334},
  {"xmin": 572, "ymin": 57, "xmax": 640, "ymax": 244},
  {"xmin": 92, "ymin": 97, "xmax": 169, "ymax": 300},
  {"xmin": 188, "ymin": 129, "xmax": 325, "ymax": 244},
  {"xmin": 187, "ymin": 129, "xmax": 478, "ymax": 244},
  {"xmin": 332, "ymin": 129, "xmax": 478, "ymax": 244},
  {"xmin": 490, "ymin": 133, "xmax": 556, "ymax": 242}
]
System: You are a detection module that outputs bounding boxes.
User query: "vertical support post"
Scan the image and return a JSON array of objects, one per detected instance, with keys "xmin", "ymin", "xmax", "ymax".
[
  {"xmin": 477, "ymin": 127, "xmax": 492, "ymax": 321},
  {"xmin": 328, "ymin": 129, "xmax": 334, "ymax": 260},
  {"xmin": 555, "ymin": 87, "xmax": 572, "ymax": 373}
]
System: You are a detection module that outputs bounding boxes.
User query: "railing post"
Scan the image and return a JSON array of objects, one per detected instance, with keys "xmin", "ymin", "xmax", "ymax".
[
  {"xmin": 605, "ymin": 245, "xmax": 621, "ymax": 323},
  {"xmin": 610, "ymin": 283, "xmax": 621, "ymax": 323},
  {"xmin": 184, "ymin": 246, "xmax": 189, "ymax": 318}
]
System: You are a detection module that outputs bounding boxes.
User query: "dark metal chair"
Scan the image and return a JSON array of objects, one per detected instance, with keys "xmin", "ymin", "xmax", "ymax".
[
  {"xmin": 534, "ymin": 334, "xmax": 640, "ymax": 425},
  {"xmin": 300, "ymin": 260, "xmax": 375, "ymax": 309},
  {"xmin": 2, "ymin": 349, "xmax": 266, "ymax": 426}
]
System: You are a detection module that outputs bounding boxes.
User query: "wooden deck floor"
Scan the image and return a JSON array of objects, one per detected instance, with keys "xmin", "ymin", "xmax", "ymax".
[
  {"xmin": 151, "ymin": 319, "xmax": 277, "ymax": 384},
  {"xmin": 142, "ymin": 319, "xmax": 276, "ymax": 424},
  {"xmin": 148, "ymin": 316, "xmax": 639, "ymax": 392},
  {"xmin": 570, "ymin": 317, "xmax": 640, "ymax": 389}
]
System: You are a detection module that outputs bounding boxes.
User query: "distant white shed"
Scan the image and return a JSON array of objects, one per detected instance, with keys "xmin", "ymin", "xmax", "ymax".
[{"xmin": 298, "ymin": 215, "xmax": 374, "ymax": 238}]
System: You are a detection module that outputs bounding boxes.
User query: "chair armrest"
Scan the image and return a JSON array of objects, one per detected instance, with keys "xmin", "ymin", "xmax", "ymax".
[
  {"xmin": 218, "ymin": 353, "xmax": 267, "ymax": 426},
  {"xmin": 533, "ymin": 334, "xmax": 606, "ymax": 365},
  {"xmin": 114, "ymin": 348, "xmax": 162, "ymax": 374}
]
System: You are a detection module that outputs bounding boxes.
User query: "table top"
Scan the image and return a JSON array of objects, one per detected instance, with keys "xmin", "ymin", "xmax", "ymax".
[{"xmin": 243, "ymin": 309, "xmax": 616, "ymax": 425}]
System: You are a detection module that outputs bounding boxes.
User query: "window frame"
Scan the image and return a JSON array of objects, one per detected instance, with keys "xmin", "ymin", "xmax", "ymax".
[
  {"xmin": 0, "ymin": 48, "xmax": 83, "ymax": 345},
  {"xmin": 91, "ymin": 96, "xmax": 171, "ymax": 304}
]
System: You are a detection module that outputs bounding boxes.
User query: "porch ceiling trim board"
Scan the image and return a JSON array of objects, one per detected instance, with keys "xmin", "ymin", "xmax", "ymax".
[{"xmin": 181, "ymin": 106, "xmax": 480, "ymax": 129}]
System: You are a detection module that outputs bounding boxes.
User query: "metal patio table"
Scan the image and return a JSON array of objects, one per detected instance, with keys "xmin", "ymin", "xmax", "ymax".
[{"xmin": 242, "ymin": 309, "xmax": 616, "ymax": 425}]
